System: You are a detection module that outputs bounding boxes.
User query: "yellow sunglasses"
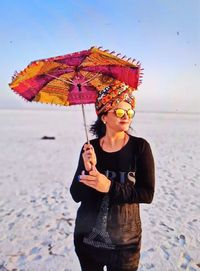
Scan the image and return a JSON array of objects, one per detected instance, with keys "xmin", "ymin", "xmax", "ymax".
[{"xmin": 109, "ymin": 108, "xmax": 135, "ymax": 119}]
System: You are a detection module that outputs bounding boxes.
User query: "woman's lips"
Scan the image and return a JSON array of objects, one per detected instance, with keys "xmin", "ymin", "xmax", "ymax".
[{"xmin": 119, "ymin": 121, "xmax": 129, "ymax": 124}]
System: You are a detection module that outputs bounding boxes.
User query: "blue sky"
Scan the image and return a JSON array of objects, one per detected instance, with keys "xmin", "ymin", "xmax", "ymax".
[{"xmin": 0, "ymin": 0, "xmax": 199, "ymax": 112}]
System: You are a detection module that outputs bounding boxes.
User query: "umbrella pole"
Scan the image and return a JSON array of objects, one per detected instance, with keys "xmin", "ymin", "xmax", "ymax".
[
  {"xmin": 77, "ymin": 84, "xmax": 89, "ymax": 144},
  {"xmin": 81, "ymin": 104, "xmax": 90, "ymax": 144}
]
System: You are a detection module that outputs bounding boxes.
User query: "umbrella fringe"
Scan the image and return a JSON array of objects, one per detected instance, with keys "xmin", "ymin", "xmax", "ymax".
[
  {"xmin": 9, "ymin": 88, "xmax": 31, "ymax": 103},
  {"xmin": 9, "ymin": 87, "xmax": 95, "ymax": 109},
  {"xmin": 11, "ymin": 62, "xmax": 36, "ymax": 82},
  {"xmin": 11, "ymin": 71, "xmax": 20, "ymax": 81},
  {"xmin": 94, "ymin": 46, "xmax": 141, "ymax": 67}
]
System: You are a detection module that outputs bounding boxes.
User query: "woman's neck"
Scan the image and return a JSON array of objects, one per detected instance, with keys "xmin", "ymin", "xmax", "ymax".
[
  {"xmin": 100, "ymin": 131, "xmax": 128, "ymax": 152},
  {"xmin": 105, "ymin": 131, "xmax": 125, "ymax": 144}
]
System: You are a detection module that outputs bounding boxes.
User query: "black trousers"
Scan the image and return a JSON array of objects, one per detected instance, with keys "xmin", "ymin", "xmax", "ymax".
[{"xmin": 75, "ymin": 239, "xmax": 140, "ymax": 271}]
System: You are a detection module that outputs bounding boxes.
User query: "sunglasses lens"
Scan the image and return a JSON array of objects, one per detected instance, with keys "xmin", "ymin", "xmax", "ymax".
[
  {"xmin": 115, "ymin": 109, "xmax": 125, "ymax": 118},
  {"xmin": 128, "ymin": 109, "xmax": 135, "ymax": 118},
  {"xmin": 115, "ymin": 109, "xmax": 135, "ymax": 118}
]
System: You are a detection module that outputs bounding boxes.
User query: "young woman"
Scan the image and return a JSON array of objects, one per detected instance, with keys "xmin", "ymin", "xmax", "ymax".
[{"xmin": 70, "ymin": 83, "xmax": 155, "ymax": 271}]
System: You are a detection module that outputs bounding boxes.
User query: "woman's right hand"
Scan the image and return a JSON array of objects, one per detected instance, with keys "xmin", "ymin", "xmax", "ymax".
[{"xmin": 82, "ymin": 144, "xmax": 97, "ymax": 172}]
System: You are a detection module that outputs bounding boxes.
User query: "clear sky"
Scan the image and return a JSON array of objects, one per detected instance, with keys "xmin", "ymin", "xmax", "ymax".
[{"xmin": 0, "ymin": 0, "xmax": 199, "ymax": 112}]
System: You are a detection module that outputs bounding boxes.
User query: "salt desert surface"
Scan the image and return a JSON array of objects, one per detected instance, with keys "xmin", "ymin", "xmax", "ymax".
[{"xmin": 0, "ymin": 108, "xmax": 200, "ymax": 271}]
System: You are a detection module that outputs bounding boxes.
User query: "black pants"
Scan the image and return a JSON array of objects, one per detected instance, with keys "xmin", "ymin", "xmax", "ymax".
[{"xmin": 75, "ymin": 242, "xmax": 140, "ymax": 271}]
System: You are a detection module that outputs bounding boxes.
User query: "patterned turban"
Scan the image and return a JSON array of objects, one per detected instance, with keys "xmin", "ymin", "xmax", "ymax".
[{"xmin": 95, "ymin": 82, "xmax": 136, "ymax": 115}]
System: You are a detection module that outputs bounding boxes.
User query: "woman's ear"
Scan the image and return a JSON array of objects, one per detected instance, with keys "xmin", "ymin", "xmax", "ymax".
[{"xmin": 101, "ymin": 115, "xmax": 107, "ymax": 124}]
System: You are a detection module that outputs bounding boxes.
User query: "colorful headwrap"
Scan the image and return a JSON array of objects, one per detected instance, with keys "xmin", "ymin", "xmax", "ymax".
[{"xmin": 95, "ymin": 82, "xmax": 136, "ymax": 115}]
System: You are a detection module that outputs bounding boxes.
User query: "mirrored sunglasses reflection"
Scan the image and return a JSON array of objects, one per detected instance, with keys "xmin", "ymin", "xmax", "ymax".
[{"xmin": 113, "ymin": 108, "xmax": 135, "ymax": 118}]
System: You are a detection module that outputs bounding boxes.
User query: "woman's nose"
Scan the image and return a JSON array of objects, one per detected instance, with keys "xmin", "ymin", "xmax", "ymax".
[{"xmin": 122, "ymin": 112, "xmax": 128, "ymax": 119}]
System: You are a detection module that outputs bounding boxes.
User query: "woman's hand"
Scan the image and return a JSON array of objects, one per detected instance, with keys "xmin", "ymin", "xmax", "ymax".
[
  {"xmin": 82, "ymin": 144, "xmax": 97, "ymax": 172},
  {"xmin": 79, "ymin": 166, "xmax": 111, "ymax": 193}
]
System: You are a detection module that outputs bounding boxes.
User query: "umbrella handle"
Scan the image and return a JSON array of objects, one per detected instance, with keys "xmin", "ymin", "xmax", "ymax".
[{"xmin": 81, "ymin": 104, "xmax": 90, "ymax": 145}]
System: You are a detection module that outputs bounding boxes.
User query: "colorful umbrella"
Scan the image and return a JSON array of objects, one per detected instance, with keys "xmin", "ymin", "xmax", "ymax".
[{"xmin": 9, "ymin": 46, "xmax": 142, "ymax": 142}]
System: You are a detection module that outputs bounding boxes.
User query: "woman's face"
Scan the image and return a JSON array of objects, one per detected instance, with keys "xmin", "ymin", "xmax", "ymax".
[{"xmin": 102, "ymin": 101, "xmax": 134, "ymax": 133}]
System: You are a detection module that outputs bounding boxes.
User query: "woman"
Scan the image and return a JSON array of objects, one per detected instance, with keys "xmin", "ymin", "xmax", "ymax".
[{"xmin": 70, "ymin": 83, "xmax": 155, "ymax": 271}]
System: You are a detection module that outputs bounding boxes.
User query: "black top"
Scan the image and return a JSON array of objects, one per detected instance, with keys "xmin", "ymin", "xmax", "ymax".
[{"xmin": 70, "ymin": 135, "xmax": 155, "ymax": 249}]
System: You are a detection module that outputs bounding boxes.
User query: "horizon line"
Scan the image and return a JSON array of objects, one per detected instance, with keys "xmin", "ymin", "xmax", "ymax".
[{"xmin": 0, "ymin": 108, "xmax": 199, "ymax": 115}]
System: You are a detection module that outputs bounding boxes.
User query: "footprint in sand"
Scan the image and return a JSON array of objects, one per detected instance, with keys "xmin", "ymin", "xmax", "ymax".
[
  {"xmin": 29, "ymin": 247, "xmax": 41, "ymax": 255},
  {"xmin": 33, "ymin": 255, "xmax": 42, "ymax": 261},
  {"xmin": 160, "ymin": 245, "xmax": 170, "ymax": 260},
  {"xmin": 179, "ymin": 234, "xmax": 186, "ymax": 246},
  {"xmin": 147, "ymin": 247, "xmax": 155, "ymax": 252},
  {"xmin": 159, "ymin": 221, "xmax": 174, "ymax": 232},
  {"xmin": 179, "ymin": 252, "xmax": 192, "ymax": 269},
  {"xmin": 17, "ymin": 255, "xmax": 27, "ymax": 266},
  {"xmin": 145, "ymin": 263, "xmax": 155, "ymax": 269},
  {"xmin": 8, "ymin": 222, "xmax": 15, "ymax": 230},
  {"xmin": 0, "ymin": 262, "xmax": 7, "ymax": 271},
  {"xmin": 16, "ymin": 208, "xmax": 26, "ymax": 218}
]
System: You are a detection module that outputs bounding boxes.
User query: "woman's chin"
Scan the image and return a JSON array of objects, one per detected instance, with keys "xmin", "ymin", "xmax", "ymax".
[
  {"xmin": 121, "ymin": 122, "xmax": 130, "ymax": 127},
  {"xmin": 118, "ymin": 125, "xmax": 129, "ymax": 132}
]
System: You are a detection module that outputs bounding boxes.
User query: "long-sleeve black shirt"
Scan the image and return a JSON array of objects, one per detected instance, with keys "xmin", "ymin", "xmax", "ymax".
[{"xmin": 70, "ymin": 135, "xmax": 155, "ymax": 249}]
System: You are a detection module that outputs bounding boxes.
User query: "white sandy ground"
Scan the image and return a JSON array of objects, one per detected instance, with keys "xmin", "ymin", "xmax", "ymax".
[{"xmin": 0, "ymin": 108, "xmax": 199, "ymax": 271}]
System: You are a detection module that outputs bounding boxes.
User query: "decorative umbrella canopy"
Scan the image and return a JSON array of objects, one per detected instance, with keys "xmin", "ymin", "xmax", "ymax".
[{"xmin": 9, "ymin": 46, "xmax": 142, "ymax": 141}]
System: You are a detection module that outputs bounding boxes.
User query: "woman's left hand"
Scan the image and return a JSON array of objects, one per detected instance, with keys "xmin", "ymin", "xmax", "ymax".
[{"xmin": 79, "ymin": 166, "xmax": 111, "ymax": 193}]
